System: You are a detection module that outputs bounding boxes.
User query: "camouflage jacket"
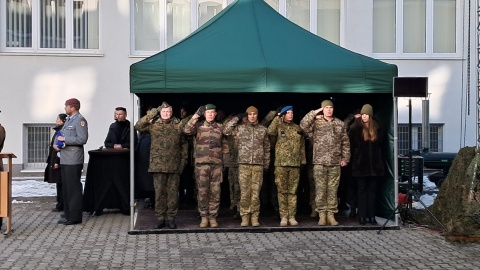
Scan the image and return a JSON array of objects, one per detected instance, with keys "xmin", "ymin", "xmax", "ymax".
[
  {"xmin": 267, "ymin": 117, "xmax": 306, "ymax": 167},
  {"xmin": 183, "ymin": 117, "xmax": 229, "ymax": 165},
  {"xmin": 222, "ymin": 115, "xmax": 239, "ymax": 168},
  {"xmin": 300, "ymin": 111, "xmax": 350, "ymax": 166},
  {"xmin": 135, "ymin": 115, "xmax": 187, "ymax": 173},
  {"xmin": 224, "ymin": 116, "xmax": 270, "ymax": 169}
]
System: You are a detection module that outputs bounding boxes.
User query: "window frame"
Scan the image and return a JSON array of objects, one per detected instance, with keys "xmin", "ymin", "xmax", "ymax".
[
  {"xmin": 130, "ymin": 0, "xmax": 345, "ymax": 57},
  {"xmin": 373, "ymin": 0, "xmax": 463, "ymax": 59},
  {"xmin": 397, "ymin": 123, "xmax": 444, "ymax": 155},
  {"xmin": 23, "ymin": 123, "xmax": 56, "ymax": 170},
  {"xmin": 130, "ymin": 0, "xmax": 233, "ymax": 57},
  {"xmin": 0, "ymin": 0, "xmax": 102, "ymax": 55}
]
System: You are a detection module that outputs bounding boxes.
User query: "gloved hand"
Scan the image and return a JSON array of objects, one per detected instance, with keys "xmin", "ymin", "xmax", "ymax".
[
  {"xmin": 146, "ymin": 108, "xmax": 158, "ymax": 119},
  {"xmin": 57, "ymin": 141, "xmax": 65, "ymax": 149},
  {"xmin": 56, "ymin": 131, "xmax": 65, "ymax": 149},
  {"xmin": 237, "ymin": 112, "xmax": 248, "ymax": 119},
  {"xmin": 195, "ymin": 105, "xmax": 206, "ymax": 117}
]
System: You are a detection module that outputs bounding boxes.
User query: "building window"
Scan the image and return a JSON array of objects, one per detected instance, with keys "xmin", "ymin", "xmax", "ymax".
[
  {"xmin": 373, "ymin": 0, "xmax": 458, "ymax": 56},
  {"xmin": 133, "ymin": 0, "xmax": 227, "ymax": 54},
  {"xmin": 24, "ymin": 125, "xmax": 54, "ymax": 170},
  {"xmin": 397, "ymin": 123, "xmax": 444, "ymax": 155},
  {"xmin": 286, "ymin": 0, "xmax": 310, "ymax": 32},
  {"xmin": 132, "ymin": 0, "xmax": 342, "ymax": 55},
  {"xmin": 2, "ymin": 0, "xmax": 100, "ymax": 53},
  {"xmin": 271, "ymin": 0, "xmax": 342, "ymax": 45}
]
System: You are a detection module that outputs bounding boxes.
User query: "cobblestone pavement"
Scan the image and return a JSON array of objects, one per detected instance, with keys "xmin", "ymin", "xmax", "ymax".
[{"xmin": 1, "ymin": 197, "xmax": 480, "ymax": 270}]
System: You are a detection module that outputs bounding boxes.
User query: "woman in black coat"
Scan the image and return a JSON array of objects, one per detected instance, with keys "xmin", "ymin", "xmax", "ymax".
[
  {"xmin": 44, "ymin": 113, "xmax": 67, "ymax": 212},
  {"xmin": 348, "ymin": 104, "xmax": 385, "ymax": 225}
]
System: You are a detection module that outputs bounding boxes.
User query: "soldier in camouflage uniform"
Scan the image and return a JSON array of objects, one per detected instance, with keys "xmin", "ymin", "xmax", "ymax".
[
  {"xmin": 183, "ymin": 104, "xmax": 229, "ymax": 228},
  {"xmin": 300, "ymin": 100, "xmax": 350, "ymax": 226},
  {"xmin": 260, "ymin": 109, "xmax": 280, "ymax": 219},
  {"xmin": 224, "ymin": 106, "xmax": 270, "ymax": 227},
  {"xmin": 222, "ymin": 114, "xmax": 240, "ymax": 217},
  {"xmin": 135, "ymin": 102, "xmax": 188, "ymax": 229},
  {"xmin": 267, "ymin": 106, "xmax": 306, "ymax": 226}
]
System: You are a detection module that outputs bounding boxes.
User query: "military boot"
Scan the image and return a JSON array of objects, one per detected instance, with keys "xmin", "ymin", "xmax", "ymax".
[
  {"xmin": 251, "ymin": 216, "xmax": 260, "ymax": 227},
  {"xmin": 327, "ymin": 212, "xmax": 339, "ymax": 226},
  {"xmin": 241, "ymin": 215, "xmax": 249, "ymax": 227},
  {"xmin": 280, "ymin": 217, "xmax": 288, "ymax": 227},
  {"xmin": 199, "ymin": 217, "xmax": 209, "ymax": 228},
  {"xmin": 209, "ymin": 218, "xmax": 218, "ymax": 228},
  {"xmin": 288, "ymin": 217, "xmax": 298, "ymax": 226},
  {"xmin": 318, "ymin": 213, "xmax": 327, "ymax": 226}
]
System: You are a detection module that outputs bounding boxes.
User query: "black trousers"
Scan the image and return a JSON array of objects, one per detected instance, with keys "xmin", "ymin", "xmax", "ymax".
[
  {"xmin": 61, "ymin": 164, "xmax": 84, "ymax": 222},
  {"xmin": 356, "ymin": 176, "xmax": 378, "ymax": 218},
  {"xmin": 55, "ymin": 181, "xmax": 64, "ymax": 210}
]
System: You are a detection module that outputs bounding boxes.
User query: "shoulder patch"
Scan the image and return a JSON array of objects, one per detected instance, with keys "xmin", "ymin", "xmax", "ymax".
[{"xmin": 80, "ymin": 121, "xmax": 86, "ymax": 126}]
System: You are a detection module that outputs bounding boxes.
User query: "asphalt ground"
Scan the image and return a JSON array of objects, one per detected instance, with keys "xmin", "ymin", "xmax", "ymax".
[{"xmin": 1, "ymin": 196, "xmax": 480, "ymax": 269}]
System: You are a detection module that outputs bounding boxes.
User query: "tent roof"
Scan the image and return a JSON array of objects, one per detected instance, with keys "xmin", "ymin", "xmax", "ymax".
[{"xmin": 130, "ymin": 0, "xmax": 397, "ymax": 94}]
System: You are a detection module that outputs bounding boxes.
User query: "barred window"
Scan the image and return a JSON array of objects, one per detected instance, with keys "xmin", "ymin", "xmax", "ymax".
[
  {"xmin": 397, "ymin": 123, "xmax": 443, "ymax": 155},
  {"xmin": 25, "ymin": 125, "xmax": 54, "ymax": 170}
]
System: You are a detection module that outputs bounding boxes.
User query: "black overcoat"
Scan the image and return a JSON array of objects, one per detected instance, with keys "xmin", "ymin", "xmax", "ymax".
[
  {"xmin": 44, "ymin": 125, "xmax": 63, "ymax": 183},
  {"xmin": 348, "ymin": 118, "xmax": 385, "ymax": 177}
]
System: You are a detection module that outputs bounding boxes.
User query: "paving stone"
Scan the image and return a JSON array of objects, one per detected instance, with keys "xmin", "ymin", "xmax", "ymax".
[{"xmin": 2, "ymin": 197, "xmax": 480, "ymax": 269}]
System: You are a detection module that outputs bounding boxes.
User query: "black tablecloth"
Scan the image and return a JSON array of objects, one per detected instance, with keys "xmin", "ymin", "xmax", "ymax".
[{"xmin": 83, "ymin": 149, "xmax": 130, "ymax": 214}]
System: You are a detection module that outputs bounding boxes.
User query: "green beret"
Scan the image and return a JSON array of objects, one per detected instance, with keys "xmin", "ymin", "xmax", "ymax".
[{"xmin": 205, "ymin": 104, "xmax": 216, "ymax": 110}]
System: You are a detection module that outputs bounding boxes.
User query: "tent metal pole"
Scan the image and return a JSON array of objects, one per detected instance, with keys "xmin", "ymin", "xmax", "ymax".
[
  {"xmin": 130, "ymin": 93, "xmax": 135, "ymax": 231},
  {"xmin": 393, "ymin": 96, "xmax": 399, "ymax": 226}
]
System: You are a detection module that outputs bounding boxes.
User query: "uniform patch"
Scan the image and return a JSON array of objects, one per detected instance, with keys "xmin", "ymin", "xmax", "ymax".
[{"xmin": 80, "ymin": 121, "xmax": 86, "ymax": 126}]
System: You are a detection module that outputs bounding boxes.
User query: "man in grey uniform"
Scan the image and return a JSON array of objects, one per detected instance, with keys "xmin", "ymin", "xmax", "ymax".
[{"xmin": 56, "ymin": 98, "xmax": 88, "ymax": 225}]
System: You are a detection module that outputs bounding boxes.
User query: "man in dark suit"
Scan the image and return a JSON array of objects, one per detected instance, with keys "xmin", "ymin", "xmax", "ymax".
[
  {"xmin": 104, "ymin": 107, "xmax": 137, "ymax": 149},
  {"xmin": 55, "ymin": 98, "xmax": 88, "ymax": 226}
]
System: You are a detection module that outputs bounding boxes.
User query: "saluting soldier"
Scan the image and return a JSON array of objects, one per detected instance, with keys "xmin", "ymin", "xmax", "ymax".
[
  {"xmin": 184, "ymin": 104, "xmax": 229, "ymax": 228},
  {"xmin": 56, "ymin": 98, "xmax": 88, "ymax": 226},
  {"xmin": 300, "ymin": 100, "xmax": 350, "ymax": 226},
  {"xmin": 135, "ymin": 102, "xmax": 188, "ymax": 229},
  {"xmin": 267, "ymin": 106, "xmax": 306, "ymax": 227},
  {"xmin": 224, "ymin": 106, "xmax": 270, "ymax": 227}
]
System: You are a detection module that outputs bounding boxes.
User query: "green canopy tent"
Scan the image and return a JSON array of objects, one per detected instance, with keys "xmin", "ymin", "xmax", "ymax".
[{"xmin": 129, "ymin": 0, "xmax": 398, "ymax": 221}]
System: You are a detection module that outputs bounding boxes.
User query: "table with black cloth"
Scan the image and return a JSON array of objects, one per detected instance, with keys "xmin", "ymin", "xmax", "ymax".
[{"xmin": 83, "ymin": 149, "xmax": 130, "ymax": 215}]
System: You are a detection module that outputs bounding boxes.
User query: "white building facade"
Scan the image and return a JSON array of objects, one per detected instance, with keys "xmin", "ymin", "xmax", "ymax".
[{"xmin": 0, "ymin": 0, "xmax": 476, "ymax": 172}]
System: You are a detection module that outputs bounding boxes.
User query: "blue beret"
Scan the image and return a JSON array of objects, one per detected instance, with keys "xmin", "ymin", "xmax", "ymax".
[{"xmin": 280, "ymin": 106, "xmax": 293, "ymax": 115}]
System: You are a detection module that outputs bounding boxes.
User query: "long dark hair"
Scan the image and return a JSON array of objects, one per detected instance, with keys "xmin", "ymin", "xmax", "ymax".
[{"xmin": 361, "ymin": 116, "xmax": 378, "ymax": 142}]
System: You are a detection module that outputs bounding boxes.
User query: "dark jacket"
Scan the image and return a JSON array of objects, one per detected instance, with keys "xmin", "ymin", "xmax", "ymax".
[
  {"xmin": 44, "ymin": 125, "xmax": 63, "ymax": 183},
  {"xmin": 104, "ymin": 120, "xmax": 137, "ymax": 149},
  {"xmin": 135, "ymin": 132, "xmax": 154, "ymax": 192},
  {"xmin": 0, "ymin": 123, "xmax": 5, "ymax": 171},
  {"xmin": 348, "ymin": 118, "xmax": 385, "ymax": 177}
]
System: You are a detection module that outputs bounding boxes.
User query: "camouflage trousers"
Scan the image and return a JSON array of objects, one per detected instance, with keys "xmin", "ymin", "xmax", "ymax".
[
  {"xmin": 308, "ymin": 165, "xmax": 315, "ymax": 208},
  {"xmin": 274, "ymin": 166, "xmax": 300, "ymax": 219},
  {"xmin": 238, "ymin": 164, "xmax": 263, "ymax": 218},
  {"xmin": 313, "ymin": 165, "xmax": 341, "ymax": 214},
  {"xmin": 195, "ymin": 164, "xmax": 223, "ymax": 218},
  {"xmin": 153, "ymin": 172, "xmax": 180, "ymax": 221},
  {"xmin": 228, "ymin": 166, "xmax": 240, "ymax": 208}
]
